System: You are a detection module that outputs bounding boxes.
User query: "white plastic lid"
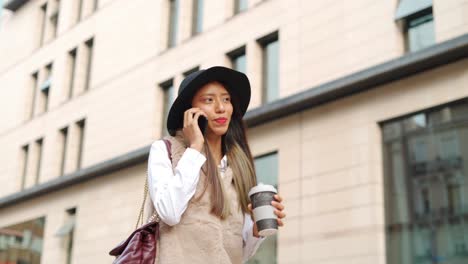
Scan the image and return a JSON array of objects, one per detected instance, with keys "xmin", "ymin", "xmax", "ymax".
[{"xmin": 248, "ymin": 183, "xmax": 277, "ymax": 197}]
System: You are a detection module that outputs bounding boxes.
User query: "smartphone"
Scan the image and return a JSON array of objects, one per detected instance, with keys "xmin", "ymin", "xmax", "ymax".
[{"xmin": 197, "ymin": 115, "xmax": 207, "ymax": 134}]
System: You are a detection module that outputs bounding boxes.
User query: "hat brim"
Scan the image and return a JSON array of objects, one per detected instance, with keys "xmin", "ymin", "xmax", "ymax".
[{"xmin": 167, "ymin": 66, "xmax": 251, "ymax": 133}]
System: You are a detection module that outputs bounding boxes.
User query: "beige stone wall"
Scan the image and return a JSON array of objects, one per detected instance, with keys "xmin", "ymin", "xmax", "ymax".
[
  {"xmin": 0, "ymin": 163, "xmax": 145, "ymax": 264},
  {"xmin": 0, "ymin": 58, "xmax": 466, "ymax": 264},
  {"xmin": 434, "ymin": 0, "xmax": 468, "ymax": 42},
  {"xmin": 247, "ymin": 58, "xmax": 468, "ymax": 263}
]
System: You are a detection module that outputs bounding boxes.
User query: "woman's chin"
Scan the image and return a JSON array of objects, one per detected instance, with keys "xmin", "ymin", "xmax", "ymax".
[{"xmin": 207, "ymin": 127, "xmax": 228, "ymax": 137}]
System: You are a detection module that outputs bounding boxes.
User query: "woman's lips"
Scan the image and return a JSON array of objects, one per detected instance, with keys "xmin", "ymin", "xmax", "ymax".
[{"xmin": 214, "ymin": 118, "xmax": 228, "ymax": 124}]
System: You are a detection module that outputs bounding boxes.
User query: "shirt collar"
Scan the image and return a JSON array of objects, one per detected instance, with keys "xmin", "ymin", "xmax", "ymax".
[{"xmin": 218, "ymin": 155, "xmax": 228, "ymax": 170}]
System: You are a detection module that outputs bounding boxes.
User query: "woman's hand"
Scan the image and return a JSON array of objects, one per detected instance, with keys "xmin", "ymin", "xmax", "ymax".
[
  {"xmin": 183, "ymin": 108, "xmax": 207, "ymax": 152},
  {"xmin": 248, "ymin": 194, "xmax": 286, "ymax": 238}
]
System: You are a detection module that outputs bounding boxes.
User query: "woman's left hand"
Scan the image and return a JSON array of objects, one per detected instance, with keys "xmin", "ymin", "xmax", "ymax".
[{"xmin": 248, "ymin": 194, "xmax": 286, "ymax": 238}]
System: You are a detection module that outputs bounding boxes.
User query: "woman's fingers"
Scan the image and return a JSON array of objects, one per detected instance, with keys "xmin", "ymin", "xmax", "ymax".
[
  {"xmin": 277, "ymin": 218, "xmax": 284, "ymax": 227},
  {"xmin": 274, "ymin": 209, "xmax": 286, "ymax": 219},
  {"xmin": 184, "ymin": 108, "xmax": 202, "ymax": 127},
  {"xmin": 271, "ymin": 201, "xmax": 284, "ymax": 211},
  {"xmin": 274, "ymin": 194, "xmax": 283, "ymax": 203}
]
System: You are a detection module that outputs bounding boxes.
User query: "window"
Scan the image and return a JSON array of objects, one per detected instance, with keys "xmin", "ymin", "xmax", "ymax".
[
  {"xmin": 248, "ymin": 152, "xmax": 278, "ymax": 264},
  {"xmin": 84, "ymin": 38, "xmax": 94, "ymax": 91},
  {"xmin": 192, "ymin": 0, "xmax": 203, "ymax": 35},
  {"xmin": 56, "ymin": 208, "xmax": 76, "ymax": 264},
  {"xmin": 67, "ymin": 48, "xmax": 77, "ymax": 99},
  {"xmin": 0, "ymin": 217, "xmax": 46, "ymax": 264},
  {"xmin": 82, "ymin": 0, "xmax": 99, "ymax": 18},
  {"xmin": 168, "ymin": 0, "xmax": 180, "ymax": 48},
  {"xmin": 76, "ymin": 119, "xmax": 86, "ymax": 169},
  {"xmin": 227, "ymin": 46, "xmax": 246, "ymax": 74},
  {"xmin": 160, "ymin": 79, "xmax": 174, "ymax": 136},
  {"xmin": 234, "ymin": 0, "xmax": 248, "ymax": 14},
  {"xmin": 447, "ymin": 184, "xmax": 462, "ymax": 215},
  {"xmin": 34, "ymin": 138, "xmax": 44, "ymax": 185},
  {"xmin": 405, "ymin": 12, "xmax": 435, "ymax": 52},
  {"xmin": 39, "ymin": 63, "xmax": 52, "ymax": 113},
  {"xmin": 50, "ymin": 0, "xmax": 60, "ymax": 38},
  {"xmin": 257, "ymin": 32, "xmax": 279, "ymax": 104},
  {"xmin": 20, "ymin": 144, "xmax": 29, "ymax": 190},
  {"xmin": 382, "ymin": 98, "xmax": 468, "ymax": 264},
  {"xmin": 28, "ymin": 72, "xmax": 39, "ymax": 119},
  {"xmin": 76, "ymin": 0, "xmax": 84, "ymax": 24},
  {"xmin": 93, "ymin": 0, "xmax": 98, "ymax": 11},
  {"xmin": 39, "ymin": 3, "xmax": 47, "ymax": 46},
  {"xmin": 395, "ymin": 0, "xmax": 435, "ymax": 52},
  {"xmin": 59, "ymin": 126, "xmax": 69, "ymax": 176},
  {"xmin": 183, "ymin": 66, "xmax": 200, "ymax": 77}
]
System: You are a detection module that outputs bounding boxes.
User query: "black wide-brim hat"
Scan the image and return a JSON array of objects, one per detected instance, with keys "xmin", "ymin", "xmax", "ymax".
[{"xmin": 167, "ymin": 66, "xmax": 251, "ymax": 134}]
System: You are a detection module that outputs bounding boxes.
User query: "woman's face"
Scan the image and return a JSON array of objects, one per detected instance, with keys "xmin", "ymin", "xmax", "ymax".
[{"xmin": 191, "ymin": 81, "xmax": 233, "ymax": 137}]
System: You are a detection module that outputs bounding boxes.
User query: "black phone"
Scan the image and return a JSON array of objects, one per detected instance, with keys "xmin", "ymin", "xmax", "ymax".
[{"xmin": 197, "ymin": 115, "xmax": 207, "ymax": 134}]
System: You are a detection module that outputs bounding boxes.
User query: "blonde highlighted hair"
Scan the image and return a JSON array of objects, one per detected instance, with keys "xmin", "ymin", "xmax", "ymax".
[{"xmin": 198, "ymin": 94, "xmax": 257, "ymax": 219}]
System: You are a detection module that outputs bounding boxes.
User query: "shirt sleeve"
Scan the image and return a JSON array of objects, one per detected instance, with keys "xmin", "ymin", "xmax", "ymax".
[
  {"xmin": 147, "ymin": 140, "xmax": 206, "ymax": 226},
  {"xmin": 242, "ymin": 213, "xmax": 266, "ymax": 263}
]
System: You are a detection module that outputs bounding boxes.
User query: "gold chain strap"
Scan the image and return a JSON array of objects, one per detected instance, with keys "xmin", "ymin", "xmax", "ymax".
[
  {"xmin": 136, "ymin": 139, "xmax": 170, "ymax": 229},
  {"xmin": 135, "ymin": 170, "xmax": 160, "ymax": 229}
]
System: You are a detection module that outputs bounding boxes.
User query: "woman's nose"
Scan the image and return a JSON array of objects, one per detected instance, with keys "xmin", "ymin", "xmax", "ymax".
[{"xmin": 215, "ymin": 100, "xmax": 225, "ymax": 113}]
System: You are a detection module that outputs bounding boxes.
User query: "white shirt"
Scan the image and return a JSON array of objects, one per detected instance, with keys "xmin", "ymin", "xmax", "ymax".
[{"xmin": 147, "ymin": 140, "xmax": 264, "ymax": 263}]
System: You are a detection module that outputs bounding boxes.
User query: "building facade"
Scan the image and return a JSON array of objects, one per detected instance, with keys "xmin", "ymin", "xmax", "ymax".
[{"xmin": 0, "ymin": 0, "xmax": 467, "ymax": 263}]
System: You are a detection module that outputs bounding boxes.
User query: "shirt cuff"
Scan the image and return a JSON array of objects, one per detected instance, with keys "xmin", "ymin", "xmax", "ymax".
[{"xmin": 243, "ymin": 231, "xmax": 265, "ymax": 263}]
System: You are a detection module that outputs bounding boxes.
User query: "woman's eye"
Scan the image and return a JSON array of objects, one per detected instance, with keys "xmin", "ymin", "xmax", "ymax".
[
  {"xmin": 223, "ymin": 97, "xmax": 231, "ymax": 102},
  {"xmin": 204, "ymin": 98, "xmax": 213, "ymax": 103}
]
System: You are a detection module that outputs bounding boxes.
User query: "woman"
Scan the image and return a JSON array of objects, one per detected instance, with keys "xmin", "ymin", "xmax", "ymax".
[{"xmin": 148, "ymin": 66, "xmax": 286, "ymax": 263}]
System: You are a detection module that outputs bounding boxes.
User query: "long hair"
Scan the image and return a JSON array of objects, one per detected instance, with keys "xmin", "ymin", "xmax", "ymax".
[{"xmin": 198, "ymin": 84, "xmax": 257, "ymax": 219}]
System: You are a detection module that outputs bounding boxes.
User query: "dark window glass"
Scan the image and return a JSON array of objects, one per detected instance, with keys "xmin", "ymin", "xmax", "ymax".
[
  {"xmin": 35, "ymin": 138, "xmax": 43, "ymax": 185},
  {"xmin": 39, "ymin": 3, "xmax": 47, "ymax": 46},
  {"xmin": 29, "ymin": 72, "xmax": 39, "ymax": 119},
  {"xmin": 68, "ymin": 48, "xmax": 77, "ymax": 99},
  {"xmin": 183, "ymin": 66, "xmax": 200, "ymax": 77},
  {"xmin": 228, "ymin": 46, "xmax": 247, "ymax": 74},
  {"xmin": 77, "ymin": 119, "xmax": 86, "ymax": 169},
  {"xmin": 383, "ymin": 99, "xmax": 468, "ymax": 264},
  {"xmin": 40, "ymin": 63, "xmax": 53, "ymax": 112},
  {"xmin": 247, "ymin": 152, "xmax": 278, "ymax": 264},
  {"xmin": 192, "ymin": 0, "xmax": 203, "ymax": 35},
  {"xmin": 60, "ymin": 127, "xmax": 68, "ymax": 176},
  {"xmin": 160, "ymin": 79, "xmax": 174, "ymax": 136},
  {"xmin": 0, "ymin": 217, "xmax": 46, "ymax": 264},
  {"xmin": 234, "ymin": 0, "xmax": 248, "ymax": 14},
  {"xmin": 50, "ymin": 0, "xmax": 60, "ymax": 38},
  {"xmin": 406, "ymin": 12, "xmax": 435, "ymax": 52},
  {"xmin": 77, "ymin": 0, "xmax": 83, "ymax": 23},
  {"xmin": 93, "ymin": 0, "xmax": 99, "ymax": 11},
  {"xmin": 258, "ymin": 32, "xmax": 279, "ymax": 104},
  {"xmin": 84, "ymin": 38, "xmax": 94, "ymax": 91},
  {"xmin": 168, "ymin": 0, "xmax": 180, "ymax": 48},
  {"xmin": 21, "ymin": 145, "xmax": 29, "ymax": 190}
]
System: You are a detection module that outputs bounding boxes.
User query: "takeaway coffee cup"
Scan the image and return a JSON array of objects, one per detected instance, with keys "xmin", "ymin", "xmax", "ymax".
[{"xmin": 248, "ymin": 183, "xmax": 278, "ymax": 237}]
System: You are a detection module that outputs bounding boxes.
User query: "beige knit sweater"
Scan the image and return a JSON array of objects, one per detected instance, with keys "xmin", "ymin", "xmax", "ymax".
[{"xmin": 155, "ymin": 134, "xmax": 244, "ymax": 264}]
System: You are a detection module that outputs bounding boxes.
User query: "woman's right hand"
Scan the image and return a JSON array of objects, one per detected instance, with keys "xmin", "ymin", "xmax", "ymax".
[{"xmin": 183, "ymin": 108, "xmax": 206, "ymax": 152}]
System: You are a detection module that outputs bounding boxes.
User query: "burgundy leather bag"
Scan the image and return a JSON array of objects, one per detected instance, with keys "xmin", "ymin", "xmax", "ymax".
[
  {"xmin": 108, "ymin": 221, "xmax": 159, "ymax": 264},
  {"xmin": 109, "ymin": 139, "xmax": 172, "ymax": 264}
]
